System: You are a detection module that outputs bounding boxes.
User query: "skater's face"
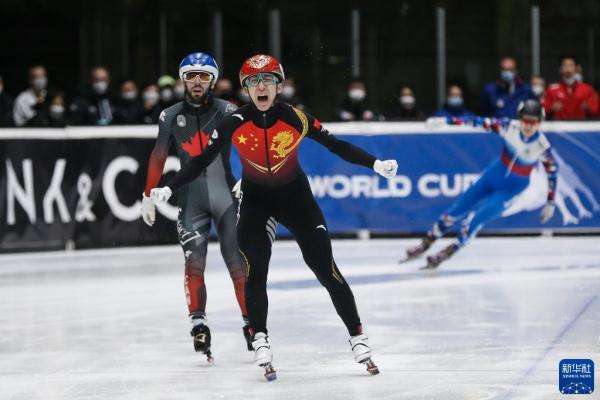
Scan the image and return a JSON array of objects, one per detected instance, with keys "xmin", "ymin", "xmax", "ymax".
[
  {"xmin": 520, "ymin": 116, "xmax": 540, "ymax": 137},
  {"xmin": 183, "ymin": 71, "xmax": 213, "ymax": 103},
  {"xmin": 245, "ymin": 73, "xmax": 282, "ymax": 111}
]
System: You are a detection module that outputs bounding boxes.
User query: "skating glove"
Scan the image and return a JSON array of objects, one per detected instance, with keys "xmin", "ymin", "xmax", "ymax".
[
  {"xmin": 373, "ymin": 159, "xmax": 398, "ymax": 179},
  {"xmin": 141, "ymin": 193, "xmax": 156, "ymax": 226},
  {"xmin": 540, "ymin": 201, "xmax": 555, "ymax": 224},
  {"xmin": 150, "ymin": 186, "xmax": 172, "ymax": 204},
  {"xmin": 232, "ymin": 179, "xmax": 242, "ymax": 200}
]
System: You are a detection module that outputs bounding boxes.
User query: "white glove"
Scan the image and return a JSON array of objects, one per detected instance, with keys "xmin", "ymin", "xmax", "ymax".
[
  {"xmin": 373, "ymin": 159, "xmax": 398, "ymax": 179},
  {"xmin": 232, "ymin": 179, "xmax": 242, "ymax": 200},
  {"xmin": 540, "ymin": 201, "xmax": 556, "ymax": 224},
  {"xmin": 141, "ymin": 193, "xmax": 156, "ymax": 226},
  {"xmin": 150, "ymin": 186, "xmax": 172, "ymax": 205},
  {"xmin": 425, "ymin": 117, "xmax": 447, "ymax": 129}
]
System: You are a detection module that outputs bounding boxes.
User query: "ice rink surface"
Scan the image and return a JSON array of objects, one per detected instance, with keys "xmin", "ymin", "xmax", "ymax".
[{"xmin": 1, "ymin": 237, "xmax": 599, "ymax": 400}]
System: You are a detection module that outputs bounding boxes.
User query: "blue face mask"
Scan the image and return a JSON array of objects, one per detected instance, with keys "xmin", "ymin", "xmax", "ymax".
[
  {"xmin": 447, "ymin": 96, "xmax": 463, "ymax": 108},
  {"xmin": 501, "ymin": 70, "xmax": 515, "ymax": 83}
]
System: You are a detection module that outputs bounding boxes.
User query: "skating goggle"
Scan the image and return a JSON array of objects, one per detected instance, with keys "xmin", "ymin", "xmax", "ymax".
[
  {"xmin": 244, "ymin": 73, "xmax": 279, "ymax": 87},
  {"xmin": 182, "ymin": 71, "xmax": 213, "ymax": 83}
]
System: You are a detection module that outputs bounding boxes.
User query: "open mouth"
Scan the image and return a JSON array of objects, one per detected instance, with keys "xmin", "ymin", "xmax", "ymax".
[{"xmin": 257, "ymin": 95, "xmax": 269, "ymax": 102}]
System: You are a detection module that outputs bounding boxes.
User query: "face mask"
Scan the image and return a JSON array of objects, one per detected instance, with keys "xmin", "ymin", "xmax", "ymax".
[
  {"xmin": 500, "ymin": 70, "xmax": 515, "ymax": 83},
  {"xmin": 93, "ymin": 81, "xmax": 108, "ymax": 95},
  {"xmin": 400, "ymin": 95, "xmax": 415, "ymax": 108},
  {"xmin": 447, "ymin": 95, "xmax": 463, "ymax": 108},
  {"xmin": 33, "ymin": 77, "xmax": 47, "ymax": 91},
  {"xmin": 122, "ymin": 91, "xmax": 137, "ymax": 101},
  {"xmin": 564, "ymin": 76, "xmax": 576, "ymax": 86},
  {"xmin": 174, "ymin": 85, "xmax": 185, "ymax": 99},
  {"xmin": 532, "ymin": 84, "xmax": 544, "ymax": 96},
  {"xmin": 143, "ymin": 91, "xmax": 159, "ymax": 105},
  {"xmin": 282, "ymin": 85, "xmax": 295, "ymax": 99},
  {"xmin": 50, "ymin": 105, "xmax": 65, "ymax": 118},
  {"xmin": 161, "ymin": 88, "xmax": 173, "ymax": 102},
  {"xmin": 348, "ymin": 88, "xmax": 366, "ymax": 101}
]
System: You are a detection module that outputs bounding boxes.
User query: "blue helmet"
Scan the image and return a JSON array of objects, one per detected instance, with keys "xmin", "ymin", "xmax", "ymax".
[{"xmin": 179, "ymin": 52, "xmax": 219, "ymax": 88}]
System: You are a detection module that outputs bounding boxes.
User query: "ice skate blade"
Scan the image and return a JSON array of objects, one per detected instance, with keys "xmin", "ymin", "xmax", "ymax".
[
  {"xmin": 260, "ymin": 362, "xmax": 277, "ymax": 381},
  {"xmin": 363, "ymin": 358, "xmax": 379, "ymax": 375},
  {"xmin": 420, "ymin": 262, "xmax": 440, "ymax": 270},
  {"xmin": 398, "ymin": 254, "xmax": 421, "ymax": 264}
]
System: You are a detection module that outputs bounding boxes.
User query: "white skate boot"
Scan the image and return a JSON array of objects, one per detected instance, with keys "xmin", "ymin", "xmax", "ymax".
[
  {"xmin": 349, "ymin": 333, "xmax": 379, "ymax": 375},
  {"xmin": 252, "ymin": 332, "xmax": 276, "ymax": 381}
]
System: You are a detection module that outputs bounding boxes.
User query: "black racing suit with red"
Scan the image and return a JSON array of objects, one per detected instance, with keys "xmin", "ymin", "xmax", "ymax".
[{"xmin": 165, "ymin": 101, "xmax": 377, "ymax": 337}]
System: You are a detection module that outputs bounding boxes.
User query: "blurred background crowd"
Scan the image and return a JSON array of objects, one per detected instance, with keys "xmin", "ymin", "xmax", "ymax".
[
  {"xmin": 1, "ymin": 54, "xmax": 598, "ymax": 128},
  {"xmin": 1, "ymin": 0, "xmax": 599, "ymax": 127}
]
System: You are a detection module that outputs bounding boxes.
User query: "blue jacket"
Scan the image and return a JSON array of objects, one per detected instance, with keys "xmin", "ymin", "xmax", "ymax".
[
  {"xmin": 479, "ymin": 78, "xmax": 535, "ymax": 118},
  {"xmin": 433, "ymin": 106, "xmax": 476, "ymax": 119}
]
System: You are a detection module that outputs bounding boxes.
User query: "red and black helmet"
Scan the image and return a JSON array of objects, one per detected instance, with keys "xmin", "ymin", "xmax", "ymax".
[{"xmin": 239, "ymin": 54, "xmax": 285, "ymax": 87}]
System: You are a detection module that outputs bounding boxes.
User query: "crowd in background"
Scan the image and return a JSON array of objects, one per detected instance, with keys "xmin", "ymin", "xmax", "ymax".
[{"xmin": 0, "ymin": 55, "xmax": 598, "ymax": 128}]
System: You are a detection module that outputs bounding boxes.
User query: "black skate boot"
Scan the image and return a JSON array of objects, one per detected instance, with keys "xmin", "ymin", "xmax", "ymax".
[
  {"xmin": 401, "ymin": 234, "xmax": 436, "ymax": 263},
  {"xmin": 243, "ymin": 324, "xmax": 253, "ymax": 351},
  {"xmin": 424, "ymin": 243, "xmax": 459, "ymax": 269},
  {"xmin": 191, "ymin": 324, "xmax": 213, "ymax": 363}
]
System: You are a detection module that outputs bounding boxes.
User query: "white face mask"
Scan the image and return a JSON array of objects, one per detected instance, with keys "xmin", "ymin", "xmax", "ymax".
[
  {"xmin": 32, "ymin": 77, "xmax": 47, "ymax": 91},
  {"xmin": 348, "ymin": 88, "xmax": 366, "ymax": 101},
  {"xmin": 93, "ymin": 81, "xmax": 108, "ymax": 95},
  {"xmin": 282, "ymin": 85, "xmax": 295, "ymax": 99},
  {"xmin": 143, "ymin": 91, "xmax": 159, "ymax": 105},
  {"xmin": 532, "ymin": 84, "xmax": 544, "ymax": 96},
  {"xmin": 122, "ymin": 91, "xmax": 137, "ymax": 100},
  {"xmin": 564, "ymin": 76, "xmax": 576, "ymax": 86},
  {"xmin": 50, "ymin": 104, "xmax": 65, "ymax": 117},
  {"xmin": 161, "ymin": 88, "xmax": 173, "ymax": 101},
  {"xmin": 400, "ymin": 95, "xmax": 415, "ymax": 108}
]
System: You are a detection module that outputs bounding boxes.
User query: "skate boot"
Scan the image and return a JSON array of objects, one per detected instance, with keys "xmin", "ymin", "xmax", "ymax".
[
  {"xmin": 349, "ymin": 333, "xmax": 379, "ymax": 375},
  {"xmin": 243, "ymin": 324, "xmax": 253, "ymax": 351},
  {"xmin": 402, "ymin": 234, "xmax": 436, "ymax": 262},
  {"xmin": 252, "ymin": 332, "xmax": 276, "ymax": 381},
  {"xmin": 425, "ymin": 243, "xmax": 459, "ymax": 269},
  {"xmin": 190, "ymin": 323, "xmax": 213, "ymax": 363}
]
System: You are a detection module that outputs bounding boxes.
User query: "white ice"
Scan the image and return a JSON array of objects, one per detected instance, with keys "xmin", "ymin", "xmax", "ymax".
[{"xmin": 1, "ymin": 237, "xmax": 599, "ymax": 400}]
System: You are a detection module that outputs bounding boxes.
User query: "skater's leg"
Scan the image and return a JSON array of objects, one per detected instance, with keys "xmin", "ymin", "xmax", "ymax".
[
  {"xmin": 236, "ymin": 200, "xmax": 272, "ymax": 335},
  {"xmin": 214, "ymin": 203, "xmax": 248, "ymax": 317},
  {"xmin": 279, "ymin": 198, "xmax": 362, "ymax": 336}
]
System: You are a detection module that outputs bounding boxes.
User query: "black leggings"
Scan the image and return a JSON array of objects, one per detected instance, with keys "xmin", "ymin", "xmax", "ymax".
[{"xmin": 237, "ymin": 175, "xmax": 362, "ymax": 336}]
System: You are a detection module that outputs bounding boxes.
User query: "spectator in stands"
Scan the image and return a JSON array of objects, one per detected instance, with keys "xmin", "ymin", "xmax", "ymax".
[
  {"xmin": 157, "ymin": 75, "xmax": 177, "ymax": 109},
  {"xmin": 0, "ymin": 74, "xmax": 14, "ymax": 127},
  {"xmin": 113, "ymin": 80, "xmax": 143, "ymax": 125},
  {"xmin": 479, "ymin": 57, "xmax": 534, "ymax": 118},
  {"xmin": 48, "ymin": 92, "xmax": 67, "ymax": 127},
  {"xmin": 174, "ymin": 79, "xmax": 185, "ymax": 101},
  {"xmin": 70, "ymin": 66, "xmax": 114, "ymax": 125},
  {"xmin": 432, "ymin": 84, "xmax": 475, "ymax": 119},
  {"xmin": 236, "ymin": 86, "xmax": 251, "ymax": 105},
  {"xmin": 13, "ymin": 65, "xmax": 51, "ymax": 127},
  {"xmin": 543, "ymin": 56, "xmax": 599, "ymax": 120},
  {"xmin": 281, "ymin": 78, "xmax": 306, "ymax": 111},
  {"xmin": 530, "ymin": 75, "xmax": 546, "ymax": 100},
  {"xmin": 336, "ymin": 79, "xmax": 375, "ymax": 121},
  {"xmin": 385, "ymin": 85, "xmax": 425, "ymax": 121},
  {"xmin": 141, "ymin": 84, "xmax": 160, "ymax": 124},
  {"xmin": 214, "ymin": 78, "xmax": 236, "ymax": 103}
]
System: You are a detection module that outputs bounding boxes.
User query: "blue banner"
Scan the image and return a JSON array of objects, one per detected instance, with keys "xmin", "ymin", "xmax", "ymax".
[{"xmin": 231, "ymin": 130, "xmax": 600, "ymax": 234}]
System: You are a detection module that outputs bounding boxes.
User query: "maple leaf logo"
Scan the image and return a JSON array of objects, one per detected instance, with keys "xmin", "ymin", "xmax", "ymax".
[{"xmin": 181, "ymin": 131, "xmax": 208, "ymax": 157}]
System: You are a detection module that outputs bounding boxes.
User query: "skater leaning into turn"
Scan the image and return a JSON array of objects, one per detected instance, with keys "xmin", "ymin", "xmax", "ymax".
[
  {"xmin": 150, "ymin": 54, "xmax": 398, "ymax": 379},
  {"xmin": 404, "ymin": 99, "xmax": 558, "ymax": 269},
  {"xmin": 141, "ymin": 52, "xmax": 252, "ymax": 362}
]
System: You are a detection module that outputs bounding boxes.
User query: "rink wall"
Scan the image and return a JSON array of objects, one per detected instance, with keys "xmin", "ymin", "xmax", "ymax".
[{"xmin": 0, "ymin": 122, "xmax": 599, "ymax": 252}]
